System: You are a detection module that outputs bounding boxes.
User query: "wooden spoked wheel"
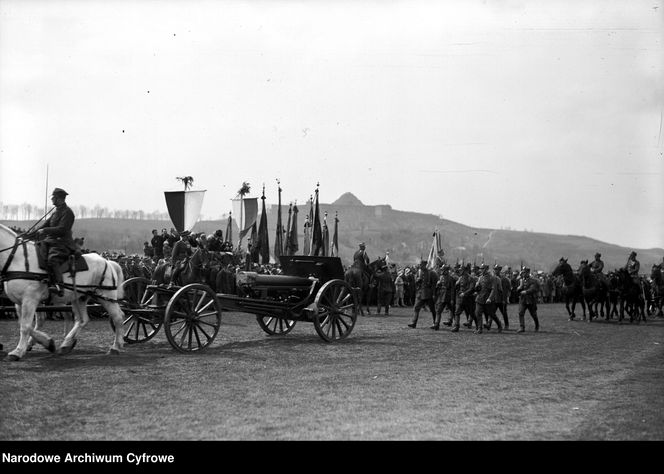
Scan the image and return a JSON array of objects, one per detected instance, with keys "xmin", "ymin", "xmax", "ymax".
[
  {"xmin": 164, "ymin": 284, "xmax": 222, "ymax": 353},
  {"xmin": 112, "ymin": 277, "xmax": 162, "ymax": 344},
  {"xmin": 313, "ymin": 279, "xmax": 358, "ymax": 342},
  {"xmin": 256, "ymin": 315, "xmax": 296, "ymax": 335}
]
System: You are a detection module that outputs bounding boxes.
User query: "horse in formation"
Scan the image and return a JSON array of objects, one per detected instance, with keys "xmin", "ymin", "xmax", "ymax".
[
  {"xmin": 551, "ymin": 259, "xmax": 586, "ymax": 320},
  {"xmin": 648, "ymin": 264, "xmax": 664, "ymax": 317},
  {"xmin": 344, "ymin": 258, "xmax": 383, "ymax": 315},
  {"xmin": 0, "ymin": 223, "xmax": 126, "ymax": 361},
  {"xmin": 577, "ymin": 261, "xmax": 610, "ymax": 321}
]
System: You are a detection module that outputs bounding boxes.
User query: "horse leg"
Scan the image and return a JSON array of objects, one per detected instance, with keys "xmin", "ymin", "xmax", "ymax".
[
  {"xmin": 7, "ymin": 301, "xmax": 55, "ymax": 361},
  {"xmin": 58, "ymin": 298, "xmax": 89, "ymax": 355},
  {"xmin": 579, "ymin": 298, "xmax": 587, "ymax": 321},
  {"xmin": 103, "ymin": 301, "xmax": 125, "ymax": 355}
]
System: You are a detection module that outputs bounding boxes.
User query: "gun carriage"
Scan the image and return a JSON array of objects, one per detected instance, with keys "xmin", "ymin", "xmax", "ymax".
[{"xmin": 114, "ymin": 255, "xmax": 358, "ymax": 353}]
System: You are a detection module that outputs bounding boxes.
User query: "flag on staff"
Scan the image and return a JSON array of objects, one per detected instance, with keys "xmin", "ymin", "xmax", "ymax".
[
  {"xmin": 426, "ymin": 229, "xmax": 444, "ymax": 270},
  {"xmin": 284, "ymin": 203, "xmax": 292, "ymax": 256},
  {"xmin": 306, "ymin": 195, "xmax": 314, "ymax": 254},
  {"xmin": 274, "ymin": 181, "xmax": 284, "ymax": 263},
  {"xmin": 322, "ymin": 212, "xmax": 329, "ymax": 257},
  {"xmin": 253, "ymin": 186, "xmax": 270, "ymax": 264},
  {"xmin": 164, "ymin": 189, "xmax": 206, "ymax": 233},
  {"xmin": 249, "ymin": 222, "xmax": 259, "ymax": 264},
  {"xmin": 311, "ymin": 186, "xmax": 323, "ymax": 256},
  {"xmin": 330, "ymin": 211, "xmax": 339, "ymax": 257},
  {"xmin": 231, "ymin": 196, "xmax": 258, "ymax": 244},
  {"xmin": 225, "ymin": 212, "xmax": 233, "ymax": 245},
  {"xmin": 287, "ymin": 203, "xmax": 299, "ymax": 255},
  {"xmin": 303, "ymin": 215, "xmax": 311, "ymax": 256}
]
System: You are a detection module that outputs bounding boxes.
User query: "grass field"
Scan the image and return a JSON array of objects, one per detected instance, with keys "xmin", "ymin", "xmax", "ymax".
[{"xmin": 0, "ymin": 303, "xmax": 663, "ymax": 441}]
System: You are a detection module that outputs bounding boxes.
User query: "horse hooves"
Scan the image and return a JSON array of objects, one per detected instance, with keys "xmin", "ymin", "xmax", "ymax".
[
  {"xmin": 107, "ymin": 348, "xmax": 120, "ymax": 356},
  {"xmin": 5, "ymin": 354, "xmax": 20, "ymax": 362},
  {"xmin": 58, "ymin": 344, "xmax": 74, "ymax": 356},
  {"xmin": 46, "ymin": 339, "xmax": 56, "ymax": 353}
]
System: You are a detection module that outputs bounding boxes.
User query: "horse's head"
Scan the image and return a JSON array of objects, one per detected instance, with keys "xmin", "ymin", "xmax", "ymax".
[{"xmin": 651, "ymin": 264, "xmax": 662, "ymax": 281}]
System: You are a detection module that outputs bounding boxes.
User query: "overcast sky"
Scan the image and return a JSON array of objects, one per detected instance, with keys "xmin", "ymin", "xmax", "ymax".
[{"xmin": 1, "ymin": 0, "xmax": 662, "ymax": 249}]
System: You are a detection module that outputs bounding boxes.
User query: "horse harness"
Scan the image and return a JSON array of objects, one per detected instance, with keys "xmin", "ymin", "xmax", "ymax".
[{"xmin": 0, "ymin": 236, "xmax": 121, "ymax": 303}]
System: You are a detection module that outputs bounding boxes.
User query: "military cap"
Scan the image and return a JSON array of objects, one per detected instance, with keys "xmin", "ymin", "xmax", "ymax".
[
  {"xmin": 479, "ymin": 263, "xmax": 489, "ymax": 270},
  {"xmin": 51, "ymin": 187, "xmax": 68, "ymax": 197},
  {"xmin": 494, "ymin": 264, "xmax": 502, "ymax": 271},
  {"xmin": 595, "ymin": 253, "xmax": 601, "ymax": 257},
  {"xmin": 180, "ymin": 230, "xmax": 191, "ymax": 236},
  {"xmin": 522, "ymin": 267, "xmax": 531, "ymax": 273},
  {"xmin": 630, "ymin": 251, "xmax": 637, "ymax": 257},
  {"xmin": 359, "ymin": 242, "xmax": 366, "ymax": 246}
]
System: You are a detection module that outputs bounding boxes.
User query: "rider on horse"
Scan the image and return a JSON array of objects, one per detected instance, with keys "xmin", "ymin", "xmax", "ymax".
[
  {"xmin": 625, "ymin": 251, "xmax": 640, "ymax": 283},
  {"xmin": 590, "ymin": 252, "xmax": 608, "ymax": 287},
  {"xmin": 30, "ymin": 188, "xmax": 76, "ymax": 296},
  {"xmin": 353, "ymin": 242, "xmax": 370, "ymax": 277}
]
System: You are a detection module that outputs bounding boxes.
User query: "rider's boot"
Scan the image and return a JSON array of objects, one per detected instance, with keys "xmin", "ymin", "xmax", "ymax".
[{"xmin": 48, "ymin": 264, "xmax": 64, "ymax": 297}]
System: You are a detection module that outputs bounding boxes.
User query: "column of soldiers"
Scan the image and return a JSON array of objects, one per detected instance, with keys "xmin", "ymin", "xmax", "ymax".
[{"xmin": 406, "ymin": 261, "xmax": 541, "ymax": 333}]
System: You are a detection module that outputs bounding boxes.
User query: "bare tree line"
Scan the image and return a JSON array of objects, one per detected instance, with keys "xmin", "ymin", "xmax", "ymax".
[{"xmin": 0, "ymin": 202, "xmax": 170, "ymax": 221}]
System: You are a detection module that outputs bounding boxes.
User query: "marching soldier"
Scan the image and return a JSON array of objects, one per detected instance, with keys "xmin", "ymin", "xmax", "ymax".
[
  {"xmin": 32, "ymin": 188, "xmax": 76, "ymax": 296},
  {"xmin": 474, "ymin": 263, "xmax": 503, "ymax": 334},
  {"xmin": 516, "ymin": 267, "xmax": 540, "ymax": 333},
  {"xmin": 454, "ymin": 264, "xmax": 476, "ymax": 332},
  {"xmin": 432, "ymin": 264, "xmax": 455, "ymax": 330},
  {"xmin": 487, "ymin": 265, "xmax": 511, "ymax": 330},
  {"xmin": 407, "ymin": 260, "xmax": 438, "ymax": 329}
]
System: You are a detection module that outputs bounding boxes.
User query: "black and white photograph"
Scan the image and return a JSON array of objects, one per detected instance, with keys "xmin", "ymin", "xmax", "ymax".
[{"xmin": 0, "ymin": 0, "xmax": 663, "ymax": 453}]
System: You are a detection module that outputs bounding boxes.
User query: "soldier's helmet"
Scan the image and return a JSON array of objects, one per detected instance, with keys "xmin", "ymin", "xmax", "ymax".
[
  {"xmin": 494, "ymin": 265, "xmax": 502, "ymax": 272},
  {"xmin": 51, "ymin": 187, "xmax": 68, "ymax": 197},
  {"xmin": 522, "ymin": 267, "xmax": 531, "ymax": 274},
  {"xmin": 630, "ymin": 251, "xmax": 637, "ymax": 257},
  {"xmin": 479, "ymin": 263, "xmax": 489, "ymax": 270},
  {"xmin": 595, "ymin": 253, "xmax": 601, "ymax": 258}
]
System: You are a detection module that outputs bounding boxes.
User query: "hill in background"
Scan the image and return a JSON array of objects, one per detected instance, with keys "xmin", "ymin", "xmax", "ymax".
[{"xmin": 3, "ymin": 192, "xmax": 662, "ymax": 272}]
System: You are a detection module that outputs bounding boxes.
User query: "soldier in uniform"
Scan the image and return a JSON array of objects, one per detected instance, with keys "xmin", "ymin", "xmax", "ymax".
[
  {"xmin": 474, "ymin": 263, "xmax": 503, "ymax": 334},
  {"xmin": 432, "ymin": 264, "xmax": 455, "ymax": 330},
  {"xmin": 374, "ymin": 261, "xmax": 395, "ymax": 315},
  {"xmin": 625, "ymin": 251, "xmax": 640, "ymax": 283},
  {"xmin": 486, "ymin": 265, "xmax": 511, "ymax": 330},
  {"xmin": 32, "ymin": 188, "xmax": 76, "ymax": 296},
  {"xmin": 516, "ymin": 267, "xmax": 540, "ymax": 333},
  {"xmin": 590, "ymin": 252, "xmax": 608, "ymax": 288},
  {"xmin": 353, "ymin": 242, "xmax": 370, "ymax": 274},
  {"xmin": 454, "ymin": 264, "xmax": 476, "ymax": 332},
  {"xmin": 407, "ymin": 260, "xmax": 438, "ymax": 328},
  {"xmin": 170, "ymin": 230, "xmax": 193, "ymax": 286},
  {"xmin": 151, "ymin": 229, "xmax": 164, "ymax": 260}
]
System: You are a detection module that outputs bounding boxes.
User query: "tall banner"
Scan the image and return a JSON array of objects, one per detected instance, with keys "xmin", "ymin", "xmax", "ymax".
[
  {"xmin": 426, "ymin": 230, "xmax": 445, "ymax": 270},
  {"xmin": 311, "ymin": 188, "xmax": 323, "ymax": 256},
  {"xmin": 231, "ymin": 197, "xmax": 258, "ymax": 242},
  {"xmin": 322, "ymin": 212, "xmax": 329, "ymax": 257},
  {"xmin": 284, "ymin": 203, "xmax": 292, "ymax": 256},
  {"xmin": 164, "ymin": 190, "xmax": 206, "ymax": 233},
  {"xmin": 303, "ymin": 215, "xmax": 311, "ymax": 256},
  {"xmin": 255, "ymin": 190, "xmax": 270, "ymax": 264},
  {"xmin": 225, "ymin": 212, "xmax": 233, "ymax": 244},
  {"xmin": 274, "ymin": 183, "xmax": 283, "ymax": 263},
  {"xmin": 330, "ymin": 212, "xmax": 339, "ymax": 257},
  {"xmin": 287, "ymin": 203, "xmax": 299, "ymax": 255}
]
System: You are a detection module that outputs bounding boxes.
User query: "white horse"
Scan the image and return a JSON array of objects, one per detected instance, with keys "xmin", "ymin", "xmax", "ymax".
[{"xmin": 0, "ymin": 224, "xmax": 126, "ymax": 361}]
